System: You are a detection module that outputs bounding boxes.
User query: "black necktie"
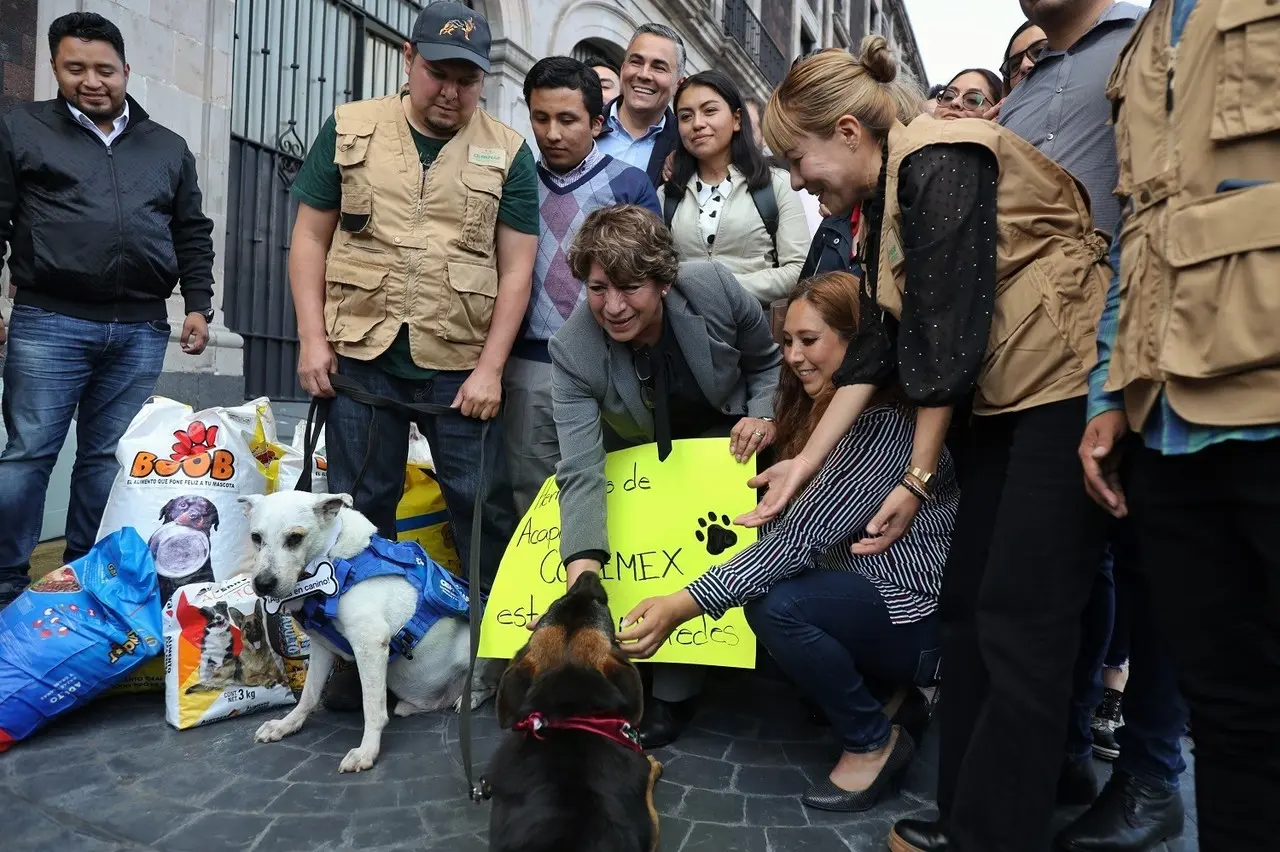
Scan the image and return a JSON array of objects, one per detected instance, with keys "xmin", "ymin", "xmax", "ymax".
[{"xmin": 651, "ymin": 338, "xmax": 672, "ymax": 462}]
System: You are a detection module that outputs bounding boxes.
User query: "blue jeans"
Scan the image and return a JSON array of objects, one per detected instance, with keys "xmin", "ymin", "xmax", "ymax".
[
  {"xmin": 325, "ymin": 355, "xmax": 517, "ymax": 593},
  {"xmin": 1068, "ymin": 521, "xmax": 1188, "ymax": 790},
  {"xmin": 745, "ymin": 569, "xmax": 940, "ymax": 753},
  {"xmin": 0, "ymin": 305, "xmax": 169, "ymax": 581}
]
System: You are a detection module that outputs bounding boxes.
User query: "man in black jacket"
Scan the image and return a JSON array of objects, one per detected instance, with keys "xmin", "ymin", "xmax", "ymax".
[{"xmin": 0, "ymin": 12, "xmax": 215, "ymax": 608}]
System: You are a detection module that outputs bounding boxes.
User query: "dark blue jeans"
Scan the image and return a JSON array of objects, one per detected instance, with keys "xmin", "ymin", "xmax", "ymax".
[
  {"xmin": 1068, "ymin": 520, "xmax": 1188, "ymax": 791},
  {"xmin": 325, "ymin": 354, "xmax": 517, "ymax": 593},
  {"xmin": 0, "ymin": 305, "xmax": 168, "ymax": 581},
  {"xmin": 745, "ymin": 569, "xmax": 939, "ymax": 753}
]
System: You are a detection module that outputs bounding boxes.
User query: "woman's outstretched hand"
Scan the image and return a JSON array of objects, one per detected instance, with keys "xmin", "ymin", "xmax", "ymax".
[
  {"xmin": 851, "ymin": 485, "xmax": 922, "ymax": 555},
  {"xmin": 734, "ymin": 455, "xmax": 819, "ymax": 528},
  {"xmin": 617, "ymin": 591, "xmax": 702, "ymax": 658}
]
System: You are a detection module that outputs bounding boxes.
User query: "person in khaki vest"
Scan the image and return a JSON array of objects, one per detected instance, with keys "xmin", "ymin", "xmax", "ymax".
[
  {"xmin": 1081, "ymin": 1, "xmax": 1280, "ymax": 848},
  {"xmin": 286, "ymin": 1, "xmax": 538, "ymax": 710},
  {"xmin": 746, "ymin": 39, "xmax": 1112, "ymax": 851}
]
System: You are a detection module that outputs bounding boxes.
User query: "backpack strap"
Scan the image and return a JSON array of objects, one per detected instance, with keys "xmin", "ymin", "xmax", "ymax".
[
  {"xmin": 749, "ymin": 181, "xmax": 780, "ymax": 268},
  {"xmin": 662, "ymin": 191, "xmax": 680, "ymax": 231}
]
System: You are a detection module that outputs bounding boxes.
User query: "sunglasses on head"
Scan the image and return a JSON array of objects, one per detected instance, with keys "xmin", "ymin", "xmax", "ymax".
[
  {"xmin": 1001, "ymin": 38, "xmax": 1049, "ymax": 81},
  {"xmin": 936, "ymin": 87, "xmax": 992, "ymax": 111}
]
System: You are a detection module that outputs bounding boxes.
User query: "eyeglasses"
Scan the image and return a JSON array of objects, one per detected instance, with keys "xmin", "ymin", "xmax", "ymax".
[
  {"xmin": 1001, "ymin": 38, "xmax": 1049, "ymax": 82},
  {"xmin": 633, "ymin": 348, "xmax": 655, "ymax": 410},
  {"xmin": 936, "ymin": 87, "xmax": 993, "ymax": 111}
]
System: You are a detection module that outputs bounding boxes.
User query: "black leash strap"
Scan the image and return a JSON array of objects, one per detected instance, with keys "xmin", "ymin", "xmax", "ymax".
[{"xmin": 295, "ymin": 373, "xmax": 491, "ymax": 802}]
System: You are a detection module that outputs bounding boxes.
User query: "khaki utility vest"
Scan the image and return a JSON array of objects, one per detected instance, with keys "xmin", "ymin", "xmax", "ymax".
[
  {"xmin": 1104, "ymin": 0, "xmax": 1280, "ymax": 430},
  {"xmin": 877, "ymin": 118, "xmax": 1111, "ymax": 416},
  {"xmin": 323, "ymin": 93, "xmax": 525, "ymax": 370}
]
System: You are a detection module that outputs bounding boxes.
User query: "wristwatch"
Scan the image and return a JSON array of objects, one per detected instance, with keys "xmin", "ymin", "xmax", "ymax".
[{"xmin": 195, "ymin": 307, "xmax": 215, "ymax": 323}]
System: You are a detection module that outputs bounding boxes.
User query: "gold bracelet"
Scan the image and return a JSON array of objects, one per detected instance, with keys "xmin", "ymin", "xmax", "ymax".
[
  {"xmin": 900, "ymin": 475, "xmax": 929, "ymax": 503},
  {"xmin": 907, "ymin": 466, "xmax": 935, "ymax": 493}
]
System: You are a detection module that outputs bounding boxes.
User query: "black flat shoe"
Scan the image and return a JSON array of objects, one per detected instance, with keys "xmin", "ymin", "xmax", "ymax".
[
  {"xmin": 638, "ymin": 696, "xmax": 695, "ymax": 749},
  {"xmin": 801, "ymin": 727, "xmax": 916, "ymax": 812},
  {"xmin": 889, "ymin": 817, "xmax": 950, "ymax": 851},
  {"xmin": 1054, "ymin": 770, "xmax": 1184, "ymax": 851},
  {"xmin": 893, "ymin": 687, "xmax": 933, "ymax": 745}
]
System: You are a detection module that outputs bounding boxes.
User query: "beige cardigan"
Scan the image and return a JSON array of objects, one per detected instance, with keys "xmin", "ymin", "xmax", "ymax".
[{"xmin": 663, "ymin": 166, "xmax": 811, "ymax": 303}]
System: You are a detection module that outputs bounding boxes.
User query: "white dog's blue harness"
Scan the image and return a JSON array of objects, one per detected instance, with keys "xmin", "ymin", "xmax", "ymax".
[{"xmin": 296, "ymin": 535, "xmax": 473, "ymax": 660}]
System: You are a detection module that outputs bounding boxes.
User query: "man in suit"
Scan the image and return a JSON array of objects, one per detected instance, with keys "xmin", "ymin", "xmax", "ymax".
[
  {"xmin": 595, "ymin": 24, "xmax": 683, "ymax": 188},
  {"xmin": 549, "ymin": 204, "xmax": 780, "ymax": 746}
]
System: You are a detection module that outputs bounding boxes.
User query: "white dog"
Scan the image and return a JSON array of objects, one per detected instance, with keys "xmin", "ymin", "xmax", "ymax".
[{"xmin": 237, "ymin": 490, "xmax": 498, "ymax": 773}]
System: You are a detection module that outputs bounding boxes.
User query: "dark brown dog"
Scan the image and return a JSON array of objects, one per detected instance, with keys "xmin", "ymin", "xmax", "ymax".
[{"xmin": 486, "ymin": 572, "xmax": 662, "ymax": 852}]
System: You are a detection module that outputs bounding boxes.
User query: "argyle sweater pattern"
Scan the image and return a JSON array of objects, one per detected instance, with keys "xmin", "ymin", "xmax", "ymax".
[{"xmin": 523, "ymin": 155, "xmax": 660, "ymax": 344}]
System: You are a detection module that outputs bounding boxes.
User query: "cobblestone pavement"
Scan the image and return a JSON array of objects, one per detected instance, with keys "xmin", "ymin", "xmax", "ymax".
[{"xmin": 3, "ymin": 671, "xmax": 1198, "ymax": 851}]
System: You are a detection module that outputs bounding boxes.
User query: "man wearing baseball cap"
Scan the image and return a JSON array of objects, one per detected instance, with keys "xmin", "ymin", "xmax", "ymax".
[{"xmin": 287, "ymin": 0, "xmax": 537, "ymax": 710}]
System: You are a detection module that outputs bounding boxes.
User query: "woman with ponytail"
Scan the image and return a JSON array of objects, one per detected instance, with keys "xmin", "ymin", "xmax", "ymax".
[
  {"xmin": 617, "ymin": 270, "xmax": 959, "ymax": 813},
  {"xmin": 744, "ymin": 36, "xmax": 1114, "ymax": 852}
]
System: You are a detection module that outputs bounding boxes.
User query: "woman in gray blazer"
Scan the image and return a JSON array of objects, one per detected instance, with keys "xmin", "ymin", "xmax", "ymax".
[{"xmin": 548, "ymin": 203, "xmax": 781, "ymax": 746}]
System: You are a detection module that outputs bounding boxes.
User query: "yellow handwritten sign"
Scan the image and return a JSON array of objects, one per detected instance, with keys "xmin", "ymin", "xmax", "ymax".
[{"xmin": 478, "ymin": 438, "xmax": 759, "ymax": 667}]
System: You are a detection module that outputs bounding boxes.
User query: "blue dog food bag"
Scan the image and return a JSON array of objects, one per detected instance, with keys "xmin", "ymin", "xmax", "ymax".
[{"xmin": 0, "ymin": 527, "xmax": 164, "ymax": 751}]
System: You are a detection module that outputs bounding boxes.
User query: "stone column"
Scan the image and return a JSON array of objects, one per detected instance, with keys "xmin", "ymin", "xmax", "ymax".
[{"xmin": 35, "ymin": 0, "xmax": 244, "ymax": 409}]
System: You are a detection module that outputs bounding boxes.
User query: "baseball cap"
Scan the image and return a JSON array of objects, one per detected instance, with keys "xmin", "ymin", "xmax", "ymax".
[{"xmin": 411, "ymin": 1, "xmax": 491, "ymax": 72}]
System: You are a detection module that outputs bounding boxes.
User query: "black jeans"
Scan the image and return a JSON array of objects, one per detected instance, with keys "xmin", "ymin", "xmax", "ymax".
[
  {"xmin": 1130, "ymin": 437, "xmax": 1280, "ymax": 850},
  {"xmin": 1068, "ymin": 515, "xmax": 1188, "ymax": 790},
  {"xmin": 325, "ymin": 355, "xmax": 518, "ymax": 593},
  {"xmin": 936, "ymin": 397, "xmax": 1109, "ymax": 852}
]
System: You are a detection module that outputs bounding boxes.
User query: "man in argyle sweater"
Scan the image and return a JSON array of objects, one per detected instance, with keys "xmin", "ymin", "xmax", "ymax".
[{"xmin": 503, "ymin": 56, "xmax": 661, "ymax": 516}]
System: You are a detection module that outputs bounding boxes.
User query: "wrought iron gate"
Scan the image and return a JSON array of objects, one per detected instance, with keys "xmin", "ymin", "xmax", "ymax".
[{"xmin": 224, "ymin": 0, "xmax": 425, "ymax": 401}]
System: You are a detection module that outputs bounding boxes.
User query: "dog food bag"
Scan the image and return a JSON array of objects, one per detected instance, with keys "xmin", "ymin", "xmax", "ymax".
[
  {"xmin": 164, "ymin": 575, "xmax": 307, "ymax": 730},
  {"xmin": 96, "ymin": 396, "xmax": 276, "ymax": 609},
  {"xmin": 0, "ymin": 528, "xmax": 164, "ymax": 752},
  {"xmin": 288, "ymin": 421, "xmax": 328, "ymax": 493}
]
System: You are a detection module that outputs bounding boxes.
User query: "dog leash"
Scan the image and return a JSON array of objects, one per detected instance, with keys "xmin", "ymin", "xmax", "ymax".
[{"xmin": 296, "ymin": 372, "xmax": 490, "ymax": 802}]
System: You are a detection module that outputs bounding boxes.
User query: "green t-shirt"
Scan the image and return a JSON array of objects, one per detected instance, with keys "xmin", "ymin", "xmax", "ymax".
[{"xmin": 291, "ymin": 106, "xmax": 539, "ymax": 379}]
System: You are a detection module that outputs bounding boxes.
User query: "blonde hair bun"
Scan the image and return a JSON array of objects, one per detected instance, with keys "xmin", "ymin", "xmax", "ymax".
[{"xmin": 858, "ymin": 34, "xmax": 897, "ymax": 85}]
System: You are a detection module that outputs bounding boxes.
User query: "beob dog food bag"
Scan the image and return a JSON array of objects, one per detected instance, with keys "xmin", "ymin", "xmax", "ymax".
[
  {"xmin": 164, "ymin": 575, "xmax": 307, "ymax": 730},
  {"xmin": 96, "ymin": 397, "xmax": 274, "ymax": 607},
  {"xmin": 97, "ymin": 397, "xmax": 278, "ymax": 694}
]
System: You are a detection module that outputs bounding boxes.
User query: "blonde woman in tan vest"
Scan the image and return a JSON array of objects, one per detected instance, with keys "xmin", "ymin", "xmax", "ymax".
[
  {"xmin": 1080, "ymin": 1, "xmax": 1280, "ymax": 847},
  {"xmin": 745, "ymin": 38, "xmax": 1113, "ymax": 852}
]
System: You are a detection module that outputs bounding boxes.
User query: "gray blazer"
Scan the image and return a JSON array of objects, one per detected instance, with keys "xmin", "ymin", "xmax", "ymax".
[{"xmin": 548, "ymin": 260, "xmax": 782, "ymax": 561}]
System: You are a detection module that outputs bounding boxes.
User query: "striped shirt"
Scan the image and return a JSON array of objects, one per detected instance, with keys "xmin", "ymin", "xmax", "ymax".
[{"xmin": 687, "ymin": 404, "xmax": 958, "ymax": 625}]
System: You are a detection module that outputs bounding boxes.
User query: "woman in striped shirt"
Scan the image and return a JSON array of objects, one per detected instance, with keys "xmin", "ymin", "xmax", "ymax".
[{"xmin": 617, "ymin": 270, "xmax": 958, "ymax": 813}]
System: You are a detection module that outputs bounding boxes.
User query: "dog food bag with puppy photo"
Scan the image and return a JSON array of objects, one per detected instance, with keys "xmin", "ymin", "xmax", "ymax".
[
  {"xmin": 0, "ymin": 528, "xmax": 164, "ymax": 752},
  {"xmin": 96, "ymin": 396, "xmax": 276, "ymax": 609},
  {"xmin": 164, "ymin": 575, "xmax": 308, "ymax": 730}
]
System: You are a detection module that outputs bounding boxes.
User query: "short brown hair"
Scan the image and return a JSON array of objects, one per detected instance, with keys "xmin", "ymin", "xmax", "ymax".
[{"xmin": 567, "ymin": 204, "xmax": 680, "ymax": 287}]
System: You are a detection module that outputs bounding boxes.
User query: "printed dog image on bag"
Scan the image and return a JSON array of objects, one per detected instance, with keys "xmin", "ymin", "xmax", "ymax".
[
  {"xmin": 149, "ymin": 495, "xmax": 221, "ymax": 604},
  {"xmin": 164, "ymin": 575, "xmax": 305, "ymax": 730}
]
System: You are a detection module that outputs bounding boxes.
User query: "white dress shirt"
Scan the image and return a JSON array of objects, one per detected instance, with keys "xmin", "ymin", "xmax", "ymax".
[{"xmin": 66, "ymin": 99, "xmax": 130, "ymax": 146}]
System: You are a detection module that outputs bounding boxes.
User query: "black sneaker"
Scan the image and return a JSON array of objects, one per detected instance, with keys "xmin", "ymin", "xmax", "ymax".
[{"xmin": 1091, "ymin": 688, "xmax": 1123, "ymax": 761}]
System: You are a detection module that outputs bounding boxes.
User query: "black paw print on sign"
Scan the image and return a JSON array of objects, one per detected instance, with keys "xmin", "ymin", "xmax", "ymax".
[{"xmin": 695, "ymin": 511, "xmax": 738, "ymax": 556}]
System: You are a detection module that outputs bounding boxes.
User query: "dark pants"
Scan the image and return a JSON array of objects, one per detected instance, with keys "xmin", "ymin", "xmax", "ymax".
[
  {"xmin": 1068, "ymin": 517, "xmax": 1188, "ymax": 790},
  {"xmin": 0, "ymin": 305, "xmax": 168, "ymax": 581},
  {"xmin": 935, "ymin": 397, "xmax": 1109, "ymax": 852},
  {"xmin": 745, "ymin": 569, "xmax": 939, "ymax": 753},
  {"xmin": 325, "ymin": 355, "xmax": 518, "ymax": 593},
  {"xmin": 1130, "ymin": 438, "xmax": 1280, "ymax": 849}
]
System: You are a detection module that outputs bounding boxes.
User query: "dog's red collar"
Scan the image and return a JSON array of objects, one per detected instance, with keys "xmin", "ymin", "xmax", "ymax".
[{"xmin": 513, "ymin": 712, "xmax": 644, "ymax": 753}]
